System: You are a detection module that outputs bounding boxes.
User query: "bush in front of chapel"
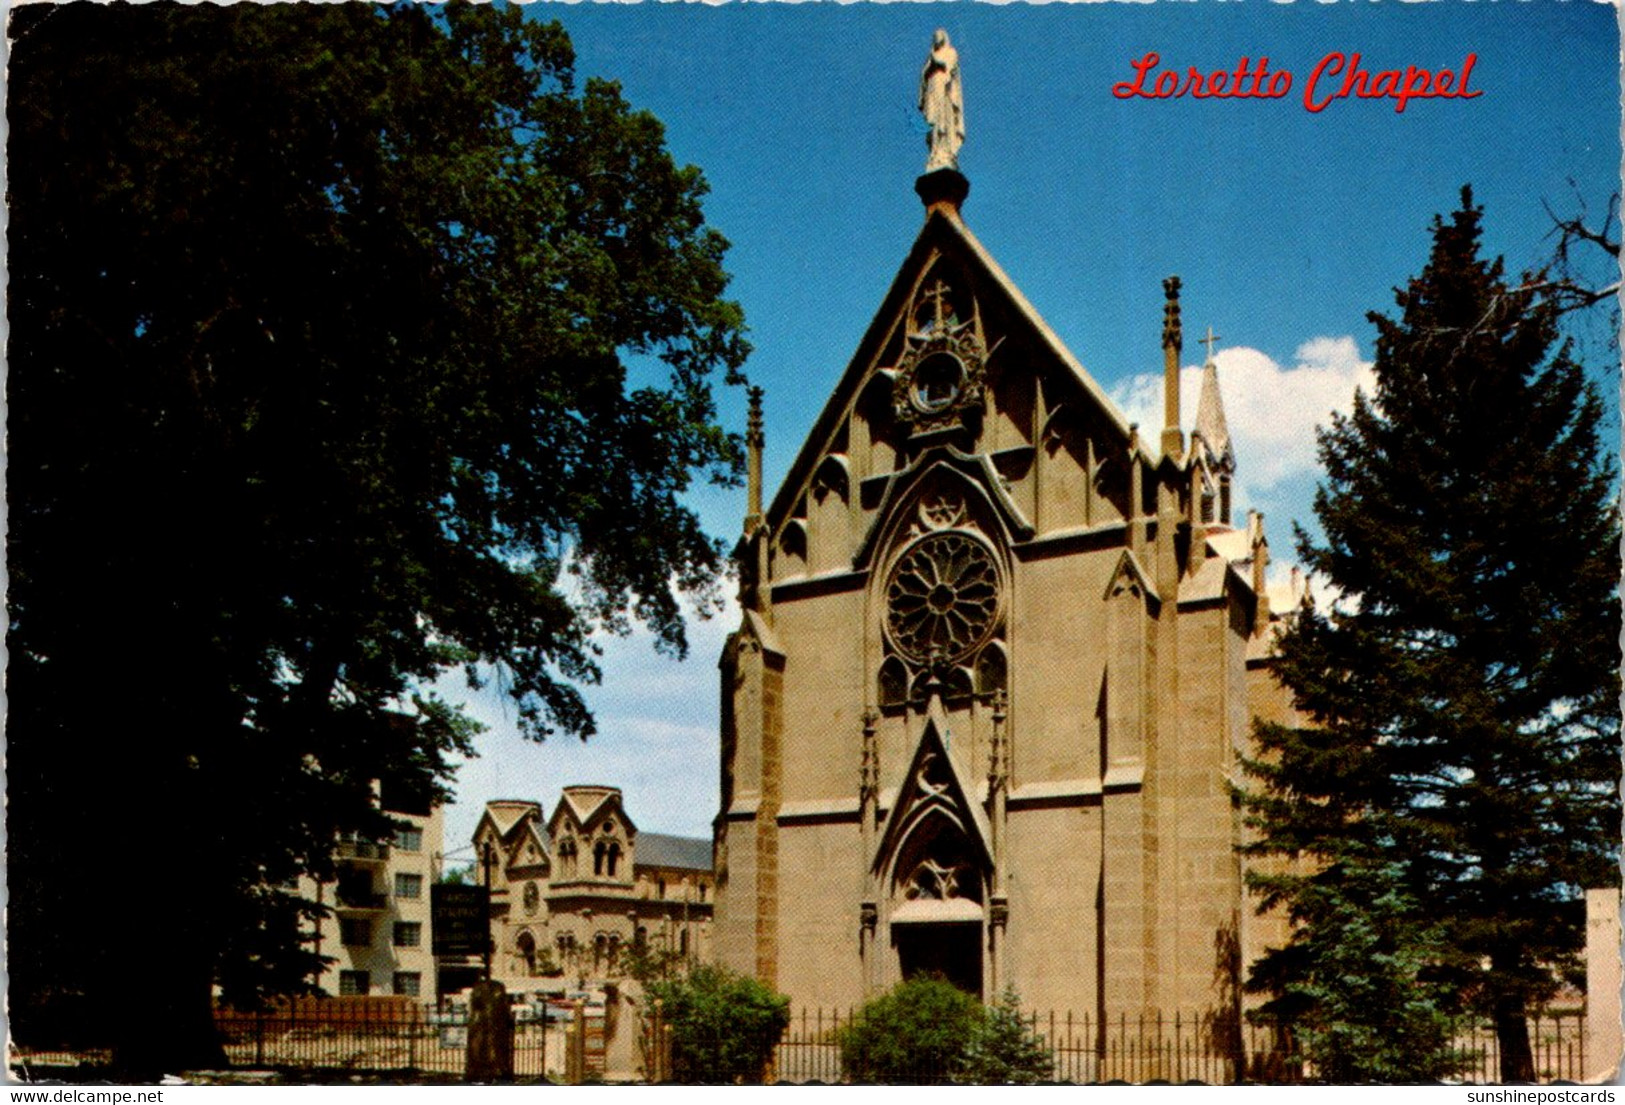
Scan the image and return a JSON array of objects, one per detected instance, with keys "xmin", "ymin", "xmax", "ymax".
[
  {"xmin": 838, "ymin": 979, "xmax": 1051, "ymax": 1084},
  {"xmin": 645, "ymin": 962, "xmax": 791, "ymax": 1084}
]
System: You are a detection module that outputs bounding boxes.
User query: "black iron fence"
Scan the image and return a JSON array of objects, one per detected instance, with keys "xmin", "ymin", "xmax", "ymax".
[
  {"xmin": 210, "ymin": 997, "xmax": 569, "ymax": 1079},
  {"xmin": 653, "ymin": 1006, "xmax": 1590, "ymax": 1085},
  {"xmin": 9, "ymin": 1001, "xmax": 1588, "ymax": 1085}
]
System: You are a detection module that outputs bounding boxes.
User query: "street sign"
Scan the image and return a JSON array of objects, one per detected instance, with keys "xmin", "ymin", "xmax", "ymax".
[{"xmin": 431, "ymin": 883, "xmax": 489, "ymax": 957}]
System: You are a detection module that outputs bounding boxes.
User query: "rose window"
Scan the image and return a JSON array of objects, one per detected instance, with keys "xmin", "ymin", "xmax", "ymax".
[{"xmin": 885, "ymin": 532, "xmax": 1000, "ymax": 664}]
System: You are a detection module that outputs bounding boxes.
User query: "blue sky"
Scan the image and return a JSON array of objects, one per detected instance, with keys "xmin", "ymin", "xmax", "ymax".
[{"xmin": 439, "ymin": 0, "xmax": 1621, "ymax": 862}]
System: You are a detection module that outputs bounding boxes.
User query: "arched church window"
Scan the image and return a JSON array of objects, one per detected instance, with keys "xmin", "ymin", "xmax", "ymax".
[
  {"xmin": 975, "ymin": 641, "xmax": 1008, "ymax": 696},
  {"xmin": 517, "ymin": 931, "xmax": 537, "ymax": 976},
  {"xmin": 523, "ymin": 880, "xmax": 540, "ymax": 916},
  {"xmin": 878, "ymin": 655, "xmax": 909, "ymax": 708},
  {"xmin": 607, "ymin": 843, "xmax": 622, "ymax": 878},
  {"xmin": 593, "ymin": 842, "xmax": 606, "ymax": 876}
]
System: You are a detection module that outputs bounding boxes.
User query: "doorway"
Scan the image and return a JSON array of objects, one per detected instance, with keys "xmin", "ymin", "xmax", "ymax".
[{"xmin": 894, "ymin": 921, "xmax": 983, "ymax": 998}]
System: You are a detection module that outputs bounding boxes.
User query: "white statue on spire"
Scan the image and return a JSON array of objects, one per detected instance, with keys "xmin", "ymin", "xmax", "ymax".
[{"xmin": 919, "ymin": 29, "xmax": 964, "ymax": 173}]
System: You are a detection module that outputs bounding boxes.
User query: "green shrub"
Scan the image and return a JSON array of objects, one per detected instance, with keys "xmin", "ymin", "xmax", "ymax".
[
  {"xmin": 838, "ymin": 978, "xmax": 985, "ymax": 1084},
  {"xmin": 838, "ymin": 980, "xmax": 1054, "ymax": 1085},
  {"xmin": 645, "ymin": 963, "xmax": 791, "ymax": 1084}
]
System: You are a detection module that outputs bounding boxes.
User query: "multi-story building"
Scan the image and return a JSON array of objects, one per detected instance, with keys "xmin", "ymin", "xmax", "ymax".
[
  {"xmin": 474, "ymin": 786, "xmax": 714, "ymax": 988},
  {"xmin": 304, "ymin": 791, "xmax": 444, "ymax": 1000}
]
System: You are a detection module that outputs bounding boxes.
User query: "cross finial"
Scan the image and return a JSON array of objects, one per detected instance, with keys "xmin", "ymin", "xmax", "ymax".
[
  {"xmin": 922, "ymin": 279, "xmax": 953, "ymax": 332},
  {"xmin": 1200, "ymin": 326, "xmax": 1221, "ymax": 365}
]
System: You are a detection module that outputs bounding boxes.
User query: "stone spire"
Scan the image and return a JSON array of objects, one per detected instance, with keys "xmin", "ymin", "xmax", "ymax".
[
  {"xmin": 744, "ymin": 385, "xmax": 764, "ymax": 534},
  {"xmin": 1160, "ymin": 276, "xmax": 1184, "ymax": 458},
  {"xmin": 1192, "ymin": 329, "xmax": 1232, "ymax": 466}
]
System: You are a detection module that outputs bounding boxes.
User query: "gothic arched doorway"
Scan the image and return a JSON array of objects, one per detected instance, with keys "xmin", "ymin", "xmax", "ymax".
[{"xmin": 887, "ymin": 799, "xmax": 987, "ymax": 998}]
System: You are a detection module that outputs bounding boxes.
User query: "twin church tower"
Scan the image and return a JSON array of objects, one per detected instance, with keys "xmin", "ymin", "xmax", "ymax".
[{"xmin": 711, "ymin": 32, "xmax": 1301, "ymax": 1020}]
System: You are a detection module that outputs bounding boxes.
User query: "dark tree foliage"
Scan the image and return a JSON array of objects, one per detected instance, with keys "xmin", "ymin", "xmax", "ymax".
[
  {"xmin": 1243, "ymin": 188, "xmax": 1620, "ymax": 1083},
  {"xmin": 8, "ymin": 2, "xmax": 747, "ymax": 1075},
  {"xmin": 1246, "ymin": 860, "xmax": 1464, "ymax": 1082}
]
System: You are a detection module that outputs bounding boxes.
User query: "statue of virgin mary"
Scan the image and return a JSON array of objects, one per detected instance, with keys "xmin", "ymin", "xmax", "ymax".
[{"xmin": 919, "ymin": 30, "xmax": 964, "ymax": 172}]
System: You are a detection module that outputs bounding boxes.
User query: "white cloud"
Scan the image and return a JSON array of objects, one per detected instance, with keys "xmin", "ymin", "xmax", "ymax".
[{"xmin": 1110, "ymin": 335, "xmax": 1375, "ymax": 508}]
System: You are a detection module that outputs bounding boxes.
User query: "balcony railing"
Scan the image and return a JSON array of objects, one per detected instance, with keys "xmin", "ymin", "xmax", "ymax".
[
  {"xmin": 336, "ymin": 840, "xmax": 391, "ymax": 862},
  {"xmin": 334, "ymin": 890, "xmax": 389, "ymax": 911}
]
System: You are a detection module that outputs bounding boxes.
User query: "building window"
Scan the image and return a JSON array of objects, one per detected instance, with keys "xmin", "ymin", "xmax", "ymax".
[
  {"xmin": 679, "ymin": 929, "xmax": 689, "ymax": 957},
  {"xmin": 393, "ymin": 922, "xmax": 422, "ymax": 948},
  {"xmin": 340, "ymin": 919, "xmax": 372, "ymax": 946},
  {"xmin": 339, "ymin": 970, "xmax": 370, "ymax": 996},
  {"xmin": 517, "ymin": 931, "xmax": 538, "ymax": 976},
  {"xmin": 523, "ymin": 880, "xmax": 540, "ymax": 915},
  {"xmin": 395, "ymin": 827, "xmax": 423, "ymax": 853},
  {"xmin": 657, "ymin": 878, "xmax": 666, "ymax": 898},
  {"xmin": 607, "ymin": 843, "xmax": 622, "ymax": 878},
  {"xmin": 393, "ymin": 972, "xmax": 421, "ymax": 997},
  {"xmin": 699, "ymin": 882, "xmax": 707, "ymax": 903},
  {"xmin": 394, "ymin": 872, "xmax": 423, "ymax": 899}
]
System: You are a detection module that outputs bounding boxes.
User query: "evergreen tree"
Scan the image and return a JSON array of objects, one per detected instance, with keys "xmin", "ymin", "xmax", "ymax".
[
  {"xmin": 1243, "ymin": 188, "xmax": 1620, "ymax": 1083},
  {"xmin": 1247, "ymin": 858, "xmax": 1463, "ymax": 1082},
  {"xmin": 8, "ymin": 3, "xmax": 746, "ymax": 1076},
  {"xmin": 960, "ymin": 988, "xmax": 1054, "ymax": 1085}
]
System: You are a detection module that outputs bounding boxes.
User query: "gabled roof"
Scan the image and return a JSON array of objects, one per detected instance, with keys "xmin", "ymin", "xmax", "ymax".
[
  {"xmin": 476, "ymin": 799, "xmax": 542, "ymax": 845},
  {"xmin": 548, "ymin": 785, "xmax": 636, "ymax": 837},
  {"xmin": 635, "ymin": 833, "xmax": 712, "ymax": 873},
  {"xmin": 765, "ymin": 205, "xmax": 1135, "ymax": 536},
  {"xmin": 1103, "ymin": 547, "xmax": 1159, "ymax": 604}
]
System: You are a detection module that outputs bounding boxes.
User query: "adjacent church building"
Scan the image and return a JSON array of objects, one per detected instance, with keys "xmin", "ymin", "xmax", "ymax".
[
  {"xmin": 711, "ymin": 161, "xmax": 1305, "ymax": 1020},
  {"xmin": 476, "ymin": 787, "xmax": 715, "ymax": 989}
]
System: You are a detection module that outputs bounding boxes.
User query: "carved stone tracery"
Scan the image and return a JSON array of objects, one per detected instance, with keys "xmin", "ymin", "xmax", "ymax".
[
  {"xmin": 884, "ymin": 531, "xmax": 1001, "ymax": 666},
  {"xmin": 891, "ymin": 276, "xmax": 986, "ymax": 437}
]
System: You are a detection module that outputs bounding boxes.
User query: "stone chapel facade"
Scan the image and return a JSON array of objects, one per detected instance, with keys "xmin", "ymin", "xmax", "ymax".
[{"xmin": 713, "ymin": 168, "xmax": 1301, "ymax": 1019}]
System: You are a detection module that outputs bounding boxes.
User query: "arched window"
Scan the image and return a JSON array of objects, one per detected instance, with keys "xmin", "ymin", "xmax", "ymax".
[
  {"xmin": 679, "ymin": 928, "xmax": 690, "ymax": 957},
  {"xmin": 698, "ymin": 882, "xmax": 707, "ymax": 903},
  {"xmin": 559, "ymin": 838, "xmax": 577, "ymax": 878},
  {"xmin": 517, "ymin": 931, "xmax": 537, "ymax": 976},
  {"xmin": 607, "ymin": 843, "xmax": 622, "ymax": 878},
  {"xmin": 657, "ymin": 878, "xmax": 666, "ymax": 898},
  {"xmin": 593, "ymin": 841, "xmax": 606, "ymax": 876}
]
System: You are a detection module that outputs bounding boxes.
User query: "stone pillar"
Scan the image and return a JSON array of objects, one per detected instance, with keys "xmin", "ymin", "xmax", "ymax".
[
  {"xmin": 1586, "ymin": 887, "xmax": 1622, "ymax": 1082},
  {"xmin": 466, "ymin": 979, "xmax": 514, "ymax": 1082},
  {"xmin": 987, "ymin": 690, "xmax": 1010, "ymax": 994},
  {"xmin": 859, "ymin": 709, "xmax": 879, "ymax": 995}
]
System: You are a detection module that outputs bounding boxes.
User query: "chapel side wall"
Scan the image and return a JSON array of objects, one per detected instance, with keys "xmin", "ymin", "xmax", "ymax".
[
  {"xmin": 1006, "ymin": 548, "xmax": 1118, "ymax": 785},
  {"xmin": 714, "ymin": 815, "xmax": 761, "ymax": 977},
  {"xmin": 770, "ymin": 587, "xmax": 869, "ymax": 804},
  {"xmin": 1004, "ymin": 804, "xmax": 1102, "ymax": 1012},
  {"xmin": 775, "ymin": 820, "xmax": 867, "ymax": 1010},
  {"xmin": 1169, "ymin": 601, "xmax": 1247, "ymax": 1014}
]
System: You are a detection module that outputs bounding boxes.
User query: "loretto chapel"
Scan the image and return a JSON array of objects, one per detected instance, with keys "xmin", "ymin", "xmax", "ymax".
[{"xmin": 709, "ymin": 32, "xmax": 1620, "ymax": 1058}]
